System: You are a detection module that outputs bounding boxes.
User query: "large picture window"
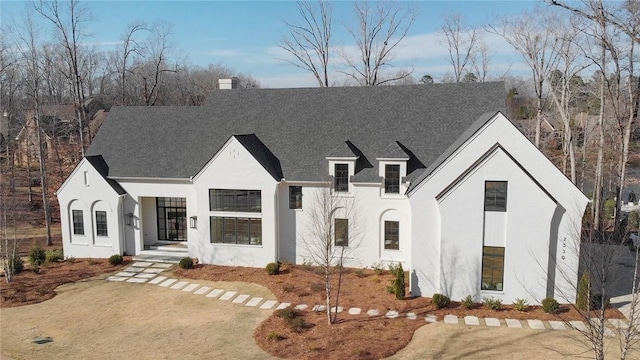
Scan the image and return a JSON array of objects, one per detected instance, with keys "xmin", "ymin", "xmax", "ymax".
[
  {"xmin": 72, "ymin": 210, "xmax": 84, "ymax": 235},
  {"xmin": 334, "ymin": 164, "xmax": 349, "ymax": 192},
  {"xmin": 289, "ymin": 186, "xmax": 302, "ymax": 209},
  {"xmin": 481, "ymin": 246, "xmax": 505, "ymax": 291},
  {"xmin": 384, "ymin": 221, "xmax": 399, "ymax": 250},
  {"xmin": 384, "ymin": 165, "xmax": 400, "ymax": 194},
  {"xmin": 335, "ymin": 218, "xmax": 349, "ymax": 247},
  {"xmin": 209, "ymin": 189, "xmax": 261, "ymax": 212},
  {"xmin": 95, "ymin": 211, "xmax": 108, "ymax": 237},
  {"xmin": 484, "ymin": 181, "xmax": 507, "ymax": 212},
  {"xmin": 210, "ymin": 217, "xmax": 262, "ymax": 245}
]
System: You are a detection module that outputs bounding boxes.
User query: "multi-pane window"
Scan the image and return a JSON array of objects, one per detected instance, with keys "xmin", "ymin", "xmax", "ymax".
[
  {"xmin": 209, "ymin": 189, "xmax": 261, "ymax": 212},
  {"xmin": 72, "ymin": 210, "xmax": 84, "ymax": 235},
  {"xmin": 335, "ymin": 218, "xmax": 349, "ymax": 247},
  {"xmin": 289, "ymin": 186, "xmax": 302, "ymax": 209},
  {"xmin": 334, "ymin": 164, "xmax": 349, "ymax": 192},
  {"xmin": 157, "ymin": 197, "xmax": 187, "ymax": 241},
  {"xmin": 384, "ymin": 221, "xmax": 399, "ymax": 250},
  {"xmin": 481, "ymin": 246, "xmax": 505, "ymax": 291},
  {"xmin": 484, "ymin": 181, "xmax": 507, "ymax": 212},
  {"xmin": 210, "ymin": 217, "xmax": 262, "ymax": 245},
  {"xmin": 95, "ymin": 211, "xmax": 108, "ymax": 237},
  {"xmin": 384, "ymin": 164, "xmax": 400, "ymax": 194}
]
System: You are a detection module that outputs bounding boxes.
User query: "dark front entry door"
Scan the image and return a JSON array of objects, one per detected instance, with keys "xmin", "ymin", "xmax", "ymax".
[{"xmin": 157, "ymin": 197, "xmax": 187, "ymax": 241}]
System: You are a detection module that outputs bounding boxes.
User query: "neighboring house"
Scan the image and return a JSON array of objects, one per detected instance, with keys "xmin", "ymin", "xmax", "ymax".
[{"xmin": 57, "ymin": 81, "xmax": 588, "ymax": 304}]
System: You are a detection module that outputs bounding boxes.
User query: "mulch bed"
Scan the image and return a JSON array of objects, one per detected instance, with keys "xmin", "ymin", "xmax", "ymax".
[
  {"xmin": 0, "ymin": 258, "xmax": 129, "ymax": 308},
  {"xmin": 177, "ymin": 263, "xmax": 625, "ymax": 360}
]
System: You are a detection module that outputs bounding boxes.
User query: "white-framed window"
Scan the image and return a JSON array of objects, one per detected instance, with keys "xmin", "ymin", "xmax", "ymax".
[
  {"xmin": 384, "ymin": 220, "xmax": 399, "ymax": 250},
  {"xmin": 334, "ymin": 164, "xmax": 349, "ymax": 192},
  {"xmin": 210, "ymin": 217, "xmax": 262, "ymax": 245},
  {"xmin": 384, "ymin": 164, "xmax": 400, "ymax": 194},
  {"xmin": 289, "ymin": 186, "xmax": 302, "ymax": 209},
  {"xmin": 484, "ymin": 181, "xmax": 507, "ymax": 212},
  {"xmin": 95, "ymin": 211, "xmax": 108, "ymax": 237}
]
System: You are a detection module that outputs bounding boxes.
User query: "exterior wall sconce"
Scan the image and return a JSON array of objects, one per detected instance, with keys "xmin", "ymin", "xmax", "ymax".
[
  {"xmin": 190, "ymin": 216, "xmax": 197, "ymax": 229},
  {"xmin": 125, "ymin": 213, "xmax": 134, "ymax": 226}
]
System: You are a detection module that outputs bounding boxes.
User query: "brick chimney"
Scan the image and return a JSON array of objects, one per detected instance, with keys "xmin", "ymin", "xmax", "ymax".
[{"xmin": 219, "ymin": 77, "xmax": 239, "ymax": 90}]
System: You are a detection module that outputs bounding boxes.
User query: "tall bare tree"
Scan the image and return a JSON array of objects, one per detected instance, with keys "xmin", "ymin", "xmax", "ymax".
[
  {"xmin": 117, "ymin": 21, "xmax": 147, "ymax": 105},
  {"xmin": 280, "ymin": 1, "xmax": 332, "ymax": 87},
  {"xmin": 489, "ymin": 8, "xmax": 562, "ymax": 149},
  {"xmin": 341, "ymin": 1, "xmax": 415, "ymax": 86},
  {"xmin": 34, "ymin": 0, "xmax": 93, "ymax": 157},
  {"xmin": 440, "ymin": 12, "xmax": 479, "ymax": 83}
]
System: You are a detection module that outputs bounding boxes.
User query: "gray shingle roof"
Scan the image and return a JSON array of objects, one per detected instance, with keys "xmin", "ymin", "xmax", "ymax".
[{"xmin": 87, "ymin": 82, "xmax": 506, "ymax": 186}]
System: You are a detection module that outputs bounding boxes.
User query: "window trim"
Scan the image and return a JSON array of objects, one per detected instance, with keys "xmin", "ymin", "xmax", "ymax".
[
  {"xmin": 481, "ymin": 246, "xmax": 505, "ymax": 291},
  {"xmin": 484, "ymin": 181, "xmax": 507, "ymax": 212},
  {"xmin": 156, "ymin": 197, "xmax": 187, "ymax": 241},
  {"xmin": 95, "ymin": 210, "xmax": 108, "ymax": 237},
  {"xmin": 72, "ymin": 210, "xmax": 84, "ymax": 235},
  {"xmin": 384, "ymin": 220, "xmax": 399, "ymax": 250},
  {"xmin": 334, "ymin": 218, "xmax": 349, "ymax": 247},
  {"xmin": 209, "ymin": 189, "xmax": 262, "ymax": 213},
  {"xmin": 289, "ymin": 186, "xmax": 302, "ymax": 209},
  {"xmin": 334, "ymin": 164, "xmax": 349, "ymax": 192}
]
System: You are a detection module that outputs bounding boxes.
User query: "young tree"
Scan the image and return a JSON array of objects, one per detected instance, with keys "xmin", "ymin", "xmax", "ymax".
[
  {"xmin": 300, "ymin": 185, "xmax": 361, "ymax": 325},
  {"xmin": 280, "ymin": 0, "xmax": 333, "ymax": 87},
  {"xmin": 341, "ymin": 1, "xmax": 415, "ymax": 86}
]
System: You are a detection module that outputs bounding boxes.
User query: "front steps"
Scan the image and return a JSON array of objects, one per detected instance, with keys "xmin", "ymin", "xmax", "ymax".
[{"xmin": 132, "ymin": 243, "xmax": 188, "ymax": 264}]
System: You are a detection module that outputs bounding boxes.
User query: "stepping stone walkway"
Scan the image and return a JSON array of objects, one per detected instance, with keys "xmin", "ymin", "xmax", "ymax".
[{"xmin": 106, "ymin": 262, "xmax": 604, "ymax": 331}]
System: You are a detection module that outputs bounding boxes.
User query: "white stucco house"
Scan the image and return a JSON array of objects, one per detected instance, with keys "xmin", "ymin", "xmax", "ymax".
[{"xmin": 57, "ymin": 81, "xmax": 588, "ymax": 304}]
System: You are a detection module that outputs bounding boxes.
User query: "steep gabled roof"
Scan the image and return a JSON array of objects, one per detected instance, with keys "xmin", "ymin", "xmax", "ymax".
[
  {"xmin": 235, "ymin": 134, "xmax": 284, "ymax": 181},
  {"xmin": 85, "ymin": 155, "xmax": 127, "ymax": 195},
  {"xmin": 87, "ymin": 82, "xmax": 506, "ymax": 185}
]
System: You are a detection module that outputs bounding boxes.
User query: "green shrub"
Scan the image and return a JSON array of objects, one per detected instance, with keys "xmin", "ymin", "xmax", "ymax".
[
  {"xmin": 8, "ymin": 254, "xmax": 24, "ymax": 274},
  {"xmin": 45, "ymin": 248, "xmax": 64, "ymax": 263},
  {"xmin": 87, "ymin": 258, "xmax": 97, "ymax": 265},
  {"xmin": 310, "ymin": 283, "xmax": 324, "ymax": 292},
  {"xmin": 28, "ymin": 241, "xmax": 46, "ymax": 266},
  {"xmin": 108, "ymin": 254, "xmax": 124, "ymax": 266},
  {"xmin": 432, "ymin": 293, "xmax": 450, "ymax": 309},
  {"xmin": 266, "ymin": 262, "xmax": 279, "ymax": 275},
  {"xmin": 178, "ymin": 257, "xmax": 194, "ymax": 269},
  {"xmin": 372, "ymin": 261, "xmax": 385, "ymax": 275},
  {"xmin": 275, "ymin": 308, "xmax": 306, "ymax": 332},
  {"xmin": 629, "ymin": 211, "xmax": 640, "ymax": 230},
  {"xmin": 461, "ymin": 295, "xmax": 474, "ymax": 309},
  {"xmin": 604, "ymin": 198, "xmax": 616, "ymax": 219},
  {"xmin": 289, "ymin": 317, "xmax": 306, "ymax": 332},
  {"xmin": 268, "ymin": 332, "xmax": 285, "ymax": 341},
  {"xmin": 483, "ymin": 297, "xmax": 502, "ymax": 311},
  {"xmin": 66, "ymin": 256, "xmax": 76, "ymax": 263},
  {"xmin": 513, "ymin": 298, "xmax": 528, "ymax": 312},
  {"xmin": 542, "ymin": 297, "xmax": 560, "ymax": 314},
  {"xmin": 388, "ymin": 262, "xmax": 405, "ymax": 300},
  {"xmin": 576, "ymin": 272, "xmax": 590, "ymax": 311},
  {"xmin": 275, "ymin": 308, "xmax": 299, "ymax": 321},
  {"xmin": 355, "ymin": 268, "xmax": 366, "ymax": 277},
  {"xmin": 591, "ymin": 294, "xmax": 610, "ymax": 310},
  {"xmin": 301, "ymin": 259, "xmax": 313, "ymax": 270}
]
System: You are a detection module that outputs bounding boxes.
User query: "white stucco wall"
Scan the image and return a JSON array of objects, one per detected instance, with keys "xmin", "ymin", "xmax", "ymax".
[
  {"xmin": 191, "ymin": 137, "xmax": 279, "ymax": 267},
  {"xmin": 57, "ymin": 159, "xmax": 123, "ymax": 258},
  {"xmin": 409, "ymin": 113, "xmax": 588, "ymax": 304},
  {"xmin": 287, "ymin": 182, "xmax": 411, "ymax": 269}
]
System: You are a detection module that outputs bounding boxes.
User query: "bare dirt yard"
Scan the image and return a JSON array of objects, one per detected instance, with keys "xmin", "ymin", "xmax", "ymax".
[{"xmin": 0, "ymin": 277, "xmax": 277, "ymax": 360}]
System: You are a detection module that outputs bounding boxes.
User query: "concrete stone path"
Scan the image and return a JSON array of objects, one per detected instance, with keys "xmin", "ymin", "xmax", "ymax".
[{"xmin": 106, "ymin": 262, "xmax": 624, "ymax": 333}]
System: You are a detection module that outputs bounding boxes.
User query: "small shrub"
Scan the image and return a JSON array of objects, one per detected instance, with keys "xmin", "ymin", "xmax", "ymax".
[
  {"xmin": 66, "ymin": 256, "xmax": 76, "ymax": 263},
  {"xmin": 310, "ymin": 283, "xmax": 324, "ymax": 292},
  {"xmin": 268, "ymin": 332, "xmax": 285, "ymax": 341},
  {"xmin": 266, "ymin": 262, "xmax": 279, "ymax": 275},
  {"xmin": 604, "ymin": 198, "xmax": 616, "ymax": 219},
  {"xmin": 283, "ymin": 284, "xmax": 295, "ymax": 292},
  {"xmin": 87, "ymin": 258, "xmax": 97, "ymax": 265},
  {"xmin": 108, "ymin": 254, "xmax": 124, "ymax": 266},
  {"xmin": 8, "ymin": 255, "xmax": 24, "ymax": 274},
  {"xmin": 389, "ymin": 262, "xmax": 405, "ymax": 299},
  {"xmin": 31, "ymin": 264, "xmax": 41, "ymax": 274},
  {"xmin": 301, "ymin": 259, "xmax": 313, "ymax": 270},
  {"xmin": 591, "ymin": 294, "xmax": 610, "ymax": 310},
  {"xmin": 178, "ymin": 257, "xmax": 194, "ymax": 269},
  {"xmin": 314, "ymin": 266, "xmax": 326, "ymax": 275},
  {"xmin": 542, "ymin": 297, "xmax": 560, "ymax": 314},
  {"xmin": 432, "ymin": 293, "xmax": 450, "ymax": 309},
  {"xmin": 371, "ymin": 261, "xmax": 384, "ymax": 275},
  {"xmin": 45, "ymin": 248, "xmax": 64, "ymax": 263},
  {"xmin": 275, "ymin": 308, "xmax": 299, "ymax": 321},
  {"xmin": 28, "ymin": 241, "xmax": 46, "ymax": 266},
  {"xmin": 513, "ymin": 298, "xmax": 528, "ymax": 312},
  {"xmin": 483, "ymin": 297, "xmax": 502, "ymax": 311},
  {"xmin": 461, "ymin": 295, "xmax": 474, "ymax": 309},
  {"xmin": 576, "ymin": 272, "xmax": 590, "ymax": 311},
  {"xmin": 355, "ymin": 268, "xmax": 366, "ymax": 277},
  {"xmin": 629, "ymin": 210, "xmax": 640, "ymax": 230},
  {"xmin": 275, "ymin": 308, "xmax": 307, "ymax": 332},
  {"xmin": 334, "ymin": 263, "xmax": 344, "ymax": 273},
  {"xmin": 289, "ymin": 317, "xmax": 306, "ymax": 332}
]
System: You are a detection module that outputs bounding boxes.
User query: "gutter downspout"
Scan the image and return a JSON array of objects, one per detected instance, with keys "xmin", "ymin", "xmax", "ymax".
[{"xmin": 119, "ymin": 194, "xmax": 126, "ymax": 255}]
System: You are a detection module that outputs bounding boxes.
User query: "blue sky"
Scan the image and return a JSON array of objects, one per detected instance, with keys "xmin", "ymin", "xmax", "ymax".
[{"xmin": 1, "ymin": 1, "xmax": 541, "ymax": 88}]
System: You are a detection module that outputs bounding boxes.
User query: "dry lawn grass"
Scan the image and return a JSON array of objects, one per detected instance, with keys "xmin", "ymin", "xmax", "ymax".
[{"xmin": 0, "ymin": 278, "xmax": 276, "ymax": 360}]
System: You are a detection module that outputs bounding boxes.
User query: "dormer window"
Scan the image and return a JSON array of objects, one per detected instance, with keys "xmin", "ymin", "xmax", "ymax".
[
  {"xmin": 384, "ymin": 164, "xmax": 400, "ymax": 194},
  {"xmin": 335, "ymin": 164, "xmax": 349, "ymax": 192}
]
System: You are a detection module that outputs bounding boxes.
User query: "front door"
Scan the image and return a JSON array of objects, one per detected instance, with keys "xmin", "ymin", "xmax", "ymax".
[{"xmin": 157, "ymin": 197, "xmax": 187, "ymax": 241}]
